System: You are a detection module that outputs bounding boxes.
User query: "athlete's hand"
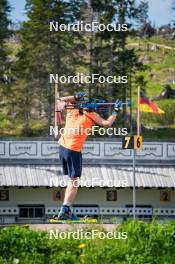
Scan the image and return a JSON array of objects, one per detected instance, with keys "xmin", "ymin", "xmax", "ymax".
[
  {"xmin": 56, "ymin": 100, "xmax": 66, "ymax": 111},
  {"xmin": 114, "ymin": 99, "xmax": 122, "ymax": 112},
  {"xmin": 74, "ymin": 92, "xmax": 86, "ymax": 101}
]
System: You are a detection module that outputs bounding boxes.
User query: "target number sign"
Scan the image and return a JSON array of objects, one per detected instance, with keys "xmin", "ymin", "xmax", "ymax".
[{"xmin": 122, "ymin": 136, "xmax": 142, "ymax": 150}]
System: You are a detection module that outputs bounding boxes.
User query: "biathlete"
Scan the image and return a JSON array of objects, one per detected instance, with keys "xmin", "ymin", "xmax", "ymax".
[{"xmin": 56, "ymin": 92, "xmax": 122, "ymax": 220}]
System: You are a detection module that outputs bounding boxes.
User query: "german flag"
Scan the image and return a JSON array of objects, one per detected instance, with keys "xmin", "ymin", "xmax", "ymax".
[{"xmin": 140, "ymin": 94, "xmax": 165, "ymax": 114}]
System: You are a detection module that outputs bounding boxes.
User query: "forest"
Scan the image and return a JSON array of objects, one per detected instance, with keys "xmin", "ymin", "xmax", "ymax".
[{"xmin": 0, "ymin": 0, "xmax": 175, "ymax": 138}]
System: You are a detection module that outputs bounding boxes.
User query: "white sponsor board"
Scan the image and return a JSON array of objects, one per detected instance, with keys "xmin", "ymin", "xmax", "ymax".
[
  {"xmin": 136, "ymin": 143, "xmax": 164, "ymax": 159},
  {"xmin": 0, "ymin": 141, "xmax": 174, "ymax": 162},
  {"xmin": 167, "ymin": 144, "xmax": 175, "ymax": 158}
]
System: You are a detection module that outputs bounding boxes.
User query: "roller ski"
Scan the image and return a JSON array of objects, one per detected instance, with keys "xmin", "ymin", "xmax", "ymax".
[{"xmin": 48, "ymin": 205, "xmax": 97, "ymax": 224}]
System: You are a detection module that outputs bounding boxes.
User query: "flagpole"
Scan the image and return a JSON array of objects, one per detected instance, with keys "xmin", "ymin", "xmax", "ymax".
[
  {"xmin": 133, "ymin": 148, "xmax": 136, "ymax": 219},
  {"xmin": 137, "ymin": 86, "xmax": 140, "ymax": 136},
  {"xmin": 133, "ymin": 86, "xmax": 140, "ymax": 220}
]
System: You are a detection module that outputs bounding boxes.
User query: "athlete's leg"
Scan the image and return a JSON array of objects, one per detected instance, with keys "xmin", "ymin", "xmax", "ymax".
[
  {"xmin": 57, "ymin": 147, "xmax": 82, "ymax": 220},
  {"xmin": 63, "ymin": 177, "xmax": 79, "ymax": 205}
]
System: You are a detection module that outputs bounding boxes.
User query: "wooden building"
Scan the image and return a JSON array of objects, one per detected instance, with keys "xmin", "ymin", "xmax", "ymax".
[{"xmin": 0, "ymin": 139, "xmax": 175, "ymax": 224}]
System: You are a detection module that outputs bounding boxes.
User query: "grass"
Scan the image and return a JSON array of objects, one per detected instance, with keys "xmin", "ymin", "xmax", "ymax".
[
  {"xmin": 1, "ymin": 220, "xmax": 175, "ymax": 264},
  {"xmin": 142, "ymin": 128, "xmax": 175, "ymax": 140},
  {"xmin": 130, "ymin": 36, "xmax": 175, "ymax": 140},
  {"xmin": 149, "ymin": 35, "xmax": 175, "ymax": 48}
]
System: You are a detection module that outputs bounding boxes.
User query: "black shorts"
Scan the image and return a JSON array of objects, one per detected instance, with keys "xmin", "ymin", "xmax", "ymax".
[{"xmin": 59, "ymin": 145, "xmax": 82, "ymax": 178}]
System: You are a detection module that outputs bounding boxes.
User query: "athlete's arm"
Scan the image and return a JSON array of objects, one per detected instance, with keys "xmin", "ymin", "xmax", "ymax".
[
  {"xmin": 58, "ymin": 92, "xmax": 86, "ymax": 103},
  {"xmin": 56, "ymin": 96, "xmax": 75, "ymax": 112},
  {"xmin": 85, "ymin": 99, "xmax": 122, "ymax": 127},
  {"xmin": 56, "ymin": 92, "xmax": 86, "ymax": 111},
  {"xmin": 57, "ymin": 95, "xmax": 75, "ymax": 103},
  {"xmin": 93, "ymin": 114, "xmax": 117, "ymax": 127}
]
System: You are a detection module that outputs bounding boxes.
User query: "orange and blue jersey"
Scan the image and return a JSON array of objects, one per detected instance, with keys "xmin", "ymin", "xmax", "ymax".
[{"xmin": 59, "ymin": 109, "xmax": 99, "ymax": 152}]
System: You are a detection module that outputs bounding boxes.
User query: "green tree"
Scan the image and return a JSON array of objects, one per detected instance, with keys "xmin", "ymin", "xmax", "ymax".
[
  {"xmin": 0, "ymin": 0, "xmax": 11, "ymax": 79},
  {"xmin": 1, "ymin": 0, "xmax": 148, "ymax": 135},
  {"xmin": 15, "ymin": 0, "xmax": 85, "ymax": 135},
  {"xmin": 137, "ymin": 0, "xmax": 149, "ymax": 25},
  {"xmin": 0, "ymin": 0, "xmax": 11, "ymax": 135},
  {"xmin": 89, "ymin": 0, "xmax": 146, "ymax": 126}
]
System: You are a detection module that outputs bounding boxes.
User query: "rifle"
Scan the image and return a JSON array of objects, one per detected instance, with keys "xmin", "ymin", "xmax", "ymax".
[{"xmin": 56, "ymin": 98, "xmax": 132, "ymax": 125}]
